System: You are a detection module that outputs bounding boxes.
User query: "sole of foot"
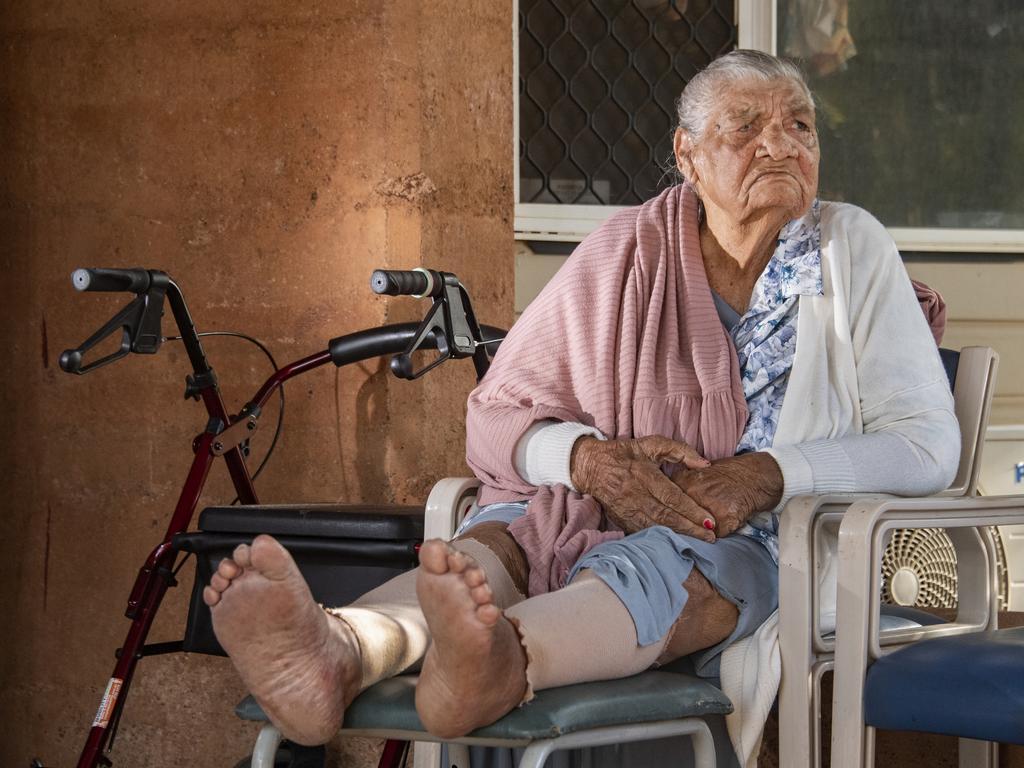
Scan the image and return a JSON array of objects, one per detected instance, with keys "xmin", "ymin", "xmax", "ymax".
[
  {"xmin": 205, "ymin": 534, "xmax": 361, "ymax": 746},
  {"xmin": 414, "ymin": 539, "xmax": 527, "ymax": 739}
]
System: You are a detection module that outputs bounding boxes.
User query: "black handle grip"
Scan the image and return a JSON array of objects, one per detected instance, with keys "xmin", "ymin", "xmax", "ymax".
[
  {"xmin": 370, "ymin": 269, "xmax": 441, "ymax": 298},
  {"xmin": 72, "ymin": 267, "xmax": 151, "ymax": 293}
]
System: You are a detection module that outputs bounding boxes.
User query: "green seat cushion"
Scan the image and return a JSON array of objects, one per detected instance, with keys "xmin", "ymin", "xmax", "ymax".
[{"xmin": 236, "ymin": 671, "xmax": 732, "ymax": 741}]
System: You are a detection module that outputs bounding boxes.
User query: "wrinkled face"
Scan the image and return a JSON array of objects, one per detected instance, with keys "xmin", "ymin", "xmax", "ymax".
[{"xmin": 675, "ymin": 79, "xmax": 820, "ymax": 225}]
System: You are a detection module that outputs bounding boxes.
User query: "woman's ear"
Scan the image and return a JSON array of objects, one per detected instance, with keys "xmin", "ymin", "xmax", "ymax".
[{"xmin": 673, "ymin": 128, "xmax": 697, "ymax": 184}]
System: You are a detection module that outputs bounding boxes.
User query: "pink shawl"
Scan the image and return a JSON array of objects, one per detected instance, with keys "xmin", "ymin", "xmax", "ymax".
[{"xmin": 911, "ymin": 280, "xmax": 946, "ymax": 345}]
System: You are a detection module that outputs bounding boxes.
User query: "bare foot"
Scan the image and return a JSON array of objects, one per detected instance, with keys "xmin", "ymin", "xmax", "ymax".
[
  {"xmin": 204, "ymin": 535, "xmax": 361, "ymax": 745},
  {"xmin": 414, "ymin": 539, "xmax": 527, "ymax": 738}
]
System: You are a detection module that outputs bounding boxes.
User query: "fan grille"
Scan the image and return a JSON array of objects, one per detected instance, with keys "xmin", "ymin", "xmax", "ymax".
[{"xmin": 880, "ymin": 527, "xmax": 1009, "ymax": 610}]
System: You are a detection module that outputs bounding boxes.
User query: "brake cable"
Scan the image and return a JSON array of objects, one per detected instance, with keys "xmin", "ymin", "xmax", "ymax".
[{"xmin": 164, "ymin": 331, "xmax": 284, "ymax": 504}]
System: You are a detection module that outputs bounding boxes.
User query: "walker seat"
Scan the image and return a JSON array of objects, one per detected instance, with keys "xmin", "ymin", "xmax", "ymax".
[{"xmin": 175, "ymin": 503, "xmax": 424, "ymax": 656}]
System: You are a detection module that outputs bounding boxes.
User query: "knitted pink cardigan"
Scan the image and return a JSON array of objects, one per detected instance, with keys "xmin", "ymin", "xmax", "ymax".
[
  {"xmin": 466, "ymin": 185, "xmax": 748, "ymax": 595},
  {"xmin": 465, "ymin": 184, "xmax": 945, "ymax": 597}
]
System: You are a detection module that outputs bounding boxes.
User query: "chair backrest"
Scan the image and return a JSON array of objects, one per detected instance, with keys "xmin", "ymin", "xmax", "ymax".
[{"xmin": 941, "ymin": 346, "xmax": 999, "ymax": 497}]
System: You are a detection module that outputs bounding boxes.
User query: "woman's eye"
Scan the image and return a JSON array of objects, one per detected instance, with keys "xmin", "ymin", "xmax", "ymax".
[
  {"xmin": 795, "ymin": 120, "xmax": 810, "ymax": 131},
  {"xmin": 737, "ymin": 123, "xmax": 752, "ymax": 133}
]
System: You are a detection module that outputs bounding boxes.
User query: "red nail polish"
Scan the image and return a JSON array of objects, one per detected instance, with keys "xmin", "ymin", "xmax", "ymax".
[{"xmin": 703, "ymin": 518, "xmax": 715, "ymax": 530}]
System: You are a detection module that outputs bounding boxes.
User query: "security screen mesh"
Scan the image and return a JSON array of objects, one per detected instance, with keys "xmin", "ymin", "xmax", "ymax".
[{"xmin": 519, "ymin": 0, "xmax": 737, "ymax": 206}]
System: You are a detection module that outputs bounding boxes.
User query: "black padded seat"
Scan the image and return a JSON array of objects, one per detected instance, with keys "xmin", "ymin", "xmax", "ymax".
[
  {"xmin": 236, "ymin": 671, "xmax": 732, "ymax": 743},
  {"xmin": 175, "ymin": 504, "xmax": 425, "ymax": 656},
  {"xmin": 197, "ymin": 503, "xmax": 424, "ymax": 540}
]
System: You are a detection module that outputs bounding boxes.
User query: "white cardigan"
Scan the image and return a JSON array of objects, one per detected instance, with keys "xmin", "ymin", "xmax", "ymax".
[{"xmin": 721, "ymin": 201, "xmax": 959, "ymax": 766}]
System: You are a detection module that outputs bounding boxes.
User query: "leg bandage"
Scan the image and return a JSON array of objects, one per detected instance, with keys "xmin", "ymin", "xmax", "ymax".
[
  {"xmin": 504, "ymin": 571, "xmax": 670, "ymax": 701},
  {"xmin": 326, "ymin": 537, "xmax": 525, "ymax": 692}
]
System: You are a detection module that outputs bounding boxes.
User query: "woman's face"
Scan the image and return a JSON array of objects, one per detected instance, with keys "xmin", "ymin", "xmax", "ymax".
[{"xmin": 675, "ymin": 79, "xmax": 820, "ymax": 226}]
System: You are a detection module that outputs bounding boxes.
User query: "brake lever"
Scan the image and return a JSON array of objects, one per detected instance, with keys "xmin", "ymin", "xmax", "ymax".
[
  {"xmin": 389, "ymin": 300, "xmax": 451, "ymax": 380},
  {"xmin": 389, "ymin": 274, "xmax": 483, "ymax": 380},
  {"xmin": 59, "ymin": 281, "xmax": 167, "ymax": 375}
]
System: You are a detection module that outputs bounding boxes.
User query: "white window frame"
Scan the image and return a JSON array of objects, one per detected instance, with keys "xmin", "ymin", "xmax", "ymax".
[{"xmin": 513, "ymin": 0, "xmax": 1024, "ymax": 252}]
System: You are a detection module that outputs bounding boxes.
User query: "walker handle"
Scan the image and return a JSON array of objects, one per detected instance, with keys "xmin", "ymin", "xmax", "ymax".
[
  {"xmin": 72, "ymin": 267, "xmax": 152, "ymax": 293},
  {"xmin": 370, "ymin": 268, "xmax": 442, "ymax": 298}
]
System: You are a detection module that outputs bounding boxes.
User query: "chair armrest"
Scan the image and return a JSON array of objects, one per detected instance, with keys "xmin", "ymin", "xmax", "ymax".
[
  {"xmin": 836, "ymin": 494, "xmax": 1024, "ymax": 659},
  {"xmin": 424, "ymin": 477, "xmax": 482, "ymax": 540},
  {"xmin": 779, "ymin": 493, "xmax": 895, "ymax": 654}
]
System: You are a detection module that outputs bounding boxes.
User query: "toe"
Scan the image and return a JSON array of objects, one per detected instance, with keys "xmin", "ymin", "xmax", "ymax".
[
  {"xmin": 418, "ymin": 539, "xmax": 450, "ymax": 574},
  {"xmin": 217, "ymin": 558, "xmax": 241, "ymax": 580},
  {"xmin": 469, "ymin": 583, "xmax": 493, "ymax": 605},
  {"xmin": 232, "ymin": 543, "xmax": 253, "ymax": 569},
  {"xmin": 250, "ymin": 535, "xmax": 297, "ymax": 580},
  {"xmin": 447, "ymin": 550, "xmax": 469, "ymax": 574},
  {"xmin": 203, "ymin": 585, "xmax": 221, "ymax": 607},
  {"xmin": 463, "ymin": 566, "xmax": 485, "ymax": 588},
  {"xmin": 475, "ymin": 603, "xmax": 501, "ymax": 625},
  {"xmin": 211, "ymin": 573, "xmax": 231, "ymax": 592}
]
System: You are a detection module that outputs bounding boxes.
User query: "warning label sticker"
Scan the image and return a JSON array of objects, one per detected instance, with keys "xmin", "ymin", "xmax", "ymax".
[{"xmin": 92, "ymin": 678, "xmax": 123, "ymax": 729}]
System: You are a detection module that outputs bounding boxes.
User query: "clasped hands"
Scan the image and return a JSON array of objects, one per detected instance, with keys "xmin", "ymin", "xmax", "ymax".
[{"xmin": 569, "ymin": 435, "xmax": 783, "ymax": 542}]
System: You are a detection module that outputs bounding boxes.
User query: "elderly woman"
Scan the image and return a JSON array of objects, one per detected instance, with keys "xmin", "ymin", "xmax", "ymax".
[{"xmin": 203, "ymin": 50, "xmax": 958, "ymax": 756}]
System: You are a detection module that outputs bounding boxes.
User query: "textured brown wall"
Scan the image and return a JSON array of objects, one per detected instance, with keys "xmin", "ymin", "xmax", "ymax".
[{"xmin": 0, "ymin": 2, "xmax": 513, "ymax": 765}]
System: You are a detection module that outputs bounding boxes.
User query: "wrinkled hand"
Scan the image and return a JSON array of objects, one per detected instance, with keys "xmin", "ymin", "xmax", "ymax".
[
  {"xmin": 671, "ymin": 453, "xmax": 784, "ymax": 538},
  {"xmin": 570, "ymin": 435, "xmax": 716, "ymax": 542}
]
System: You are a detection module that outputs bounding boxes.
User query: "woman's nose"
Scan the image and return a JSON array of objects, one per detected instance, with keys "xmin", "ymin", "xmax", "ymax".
[{"xmin": 758, "ymin": 123, "xmax": 798, "ymax": 159}]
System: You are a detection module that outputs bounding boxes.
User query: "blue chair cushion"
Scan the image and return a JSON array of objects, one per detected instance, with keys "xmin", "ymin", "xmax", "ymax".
[
  {"xmin": 237, "ymin": 670, "xmax": 732, "ymax": 742},
  {"xmin": 864, "ymin": 626, "xmax": 1024, "ymax": 744},
  {"xmin": 823, "ymin": 605, "xmax": 946, "ymax": 641}
]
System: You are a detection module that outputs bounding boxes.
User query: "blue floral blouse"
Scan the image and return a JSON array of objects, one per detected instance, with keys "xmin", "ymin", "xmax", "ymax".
[{"xmin": 725, "ymin": 200, "xmax": 823, "ymax": 562}]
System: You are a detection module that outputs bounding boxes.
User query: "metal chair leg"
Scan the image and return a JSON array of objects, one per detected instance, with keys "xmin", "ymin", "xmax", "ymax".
[
  {"xmin": 250, "ymin": 725, "xmax": 283, "ymax": 768},
  {"xmin": 958, "ymin": 738, "xmax": 997, "ymax": 768},
  {"xmin": 447, "ymin": 743, "xmax": 472, "ymax": 768},
  {"xmin": 515, "ymin": 719, "xmax": 716, "ymax": 768},
  {"xmin": 412, "ymin": 742, "xmax": 441, "ymax": 768}
]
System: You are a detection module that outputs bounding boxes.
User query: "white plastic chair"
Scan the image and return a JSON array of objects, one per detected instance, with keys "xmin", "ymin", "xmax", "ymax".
[
  {"xmin": 777, "ymin": 346, "xmax": 1000, "ymax": 768},
  {"xmin": 821, "ymin": 349, "xmax": 1024, "ymax": 768}
]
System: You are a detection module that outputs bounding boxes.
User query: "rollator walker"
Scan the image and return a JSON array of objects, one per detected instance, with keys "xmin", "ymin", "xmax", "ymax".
[{"xmin": 50, "ymin": 265, "xmax": 502, "ymax": 768}]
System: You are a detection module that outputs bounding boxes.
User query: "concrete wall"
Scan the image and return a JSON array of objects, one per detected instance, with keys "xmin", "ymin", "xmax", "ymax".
[{"xmin": 0, "ymin": 3, "xmax": 513, "ymax": 766}]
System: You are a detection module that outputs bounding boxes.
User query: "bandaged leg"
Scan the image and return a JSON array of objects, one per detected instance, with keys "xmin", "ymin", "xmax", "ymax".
[
  {"xmin": 327, "ymin": 535, "xmax": 525, "ymax": 692},
  {"xmin": 505, "ymin": 570, "xmax": 672, "ymax": 700},
  {"xmin": 505, "ymin": 564, "xmax": 738, "ymax": 699}
]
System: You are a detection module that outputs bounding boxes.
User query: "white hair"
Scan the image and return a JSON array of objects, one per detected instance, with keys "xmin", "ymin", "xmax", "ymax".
[{"xmin": 675, "ymin": 49, "xmax": 814, "ymax": 142}]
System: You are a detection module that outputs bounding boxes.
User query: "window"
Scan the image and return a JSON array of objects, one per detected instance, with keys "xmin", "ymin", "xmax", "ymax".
[
  {"xmin": 516, "ymin": 0, "xmax": 1024, "ymax": 251},
  {"xmin": 514, "ymin": 0, "xmax": 747, "ymax": 241},
  {"xmin": 778, "ymin": 0, "xmax": 1024, "ymax": 250}
]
